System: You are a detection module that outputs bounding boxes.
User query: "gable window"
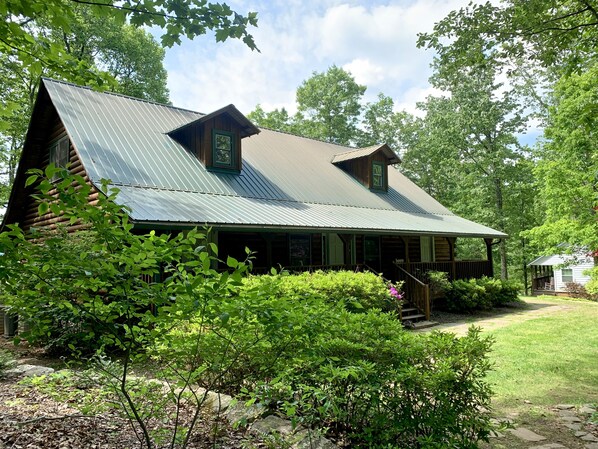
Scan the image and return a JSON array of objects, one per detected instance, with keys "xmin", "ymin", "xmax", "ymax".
[
  {"xmin": 49, "ymin": 136, "xmax": 69, "ymax": 169},
  {"xmin": 371, "ymin": 161, "xmax": 385, "ymax": 190},
  {"xmin": 212, "ymin": 129, "xmax": 235, "ymax": 168},
  {"xmin": 562, "ymin": 268, "xmax": 573, "ymax": 283},
  {"xmin": 49, "ymin": 136, "xmax": 69, "ymax": 180}
]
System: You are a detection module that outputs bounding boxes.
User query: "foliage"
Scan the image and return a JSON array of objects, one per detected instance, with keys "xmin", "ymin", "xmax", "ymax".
[
  {"xmin": 0, "ymin": 0, "xmax": 258, "ymax": 88},
  {"xmin": 565, "ymin": 282, "xmax": 598, "ymax": 301},
  {"xmin": 417, "ymin": 0, "xmax": 598, "ymax": 77},
  {"xmin": 0, "ymin": 169, "xmax": 494, "ymax": 448},
  {"xmin": 0, "ymin": 349, "xmax": 16, "ymax": 377},
  {"xmin": 0, "ymin": 167, "xmax": 258, "ymax": 448},
  {"xmin": 295, "ymin": 65, "xmax": 366, "ymax": 145},
  {"xmin": 241, "ymin": 270, "xmax": 401, "ymax": 313},
  {"xmin": 426, "ymin": 270, "xmax": 451, "ymax": 295},
  {"xmin": 442, "ymin": 277, "xmax": 522, "ymax": 313},
  {"xmin": 523, "ymin": 64, "xmax": 598, "ymax": 261},
  {"xmin": 253, "ymin": 319, "xmax": 494, "ymax": 448}
]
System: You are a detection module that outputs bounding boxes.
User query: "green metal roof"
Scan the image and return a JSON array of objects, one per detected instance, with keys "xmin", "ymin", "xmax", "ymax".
[{"xmin": 42, "ymin": 78, "xmax": 506, "ymax": 238}]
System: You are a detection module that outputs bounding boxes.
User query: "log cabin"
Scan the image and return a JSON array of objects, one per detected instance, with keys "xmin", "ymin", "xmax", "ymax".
[{"xmin": 2, "ymin": 78, "xmax": 506, "ymax": 321}]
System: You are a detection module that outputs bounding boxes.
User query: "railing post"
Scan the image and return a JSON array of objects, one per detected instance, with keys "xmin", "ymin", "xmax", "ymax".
[{"xmin": 424, "ymin": 285, "xmax": 431, "ymax": 320}]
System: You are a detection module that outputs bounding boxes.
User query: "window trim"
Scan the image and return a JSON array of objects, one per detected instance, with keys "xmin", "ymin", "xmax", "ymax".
[
  {"xmin": 211, "ymin": 129, "xmax": 236, "ymax": 169},
  {"xmin": 561, "ymin": 268, "xmax": 573, "ymax": 284},
  {"xmin": 371, "ymin": 160, "xmax": 385, "ymax": 191}
]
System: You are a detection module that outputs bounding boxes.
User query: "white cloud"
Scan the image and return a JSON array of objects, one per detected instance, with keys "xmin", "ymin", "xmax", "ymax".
[{"xmin": 165, "ymin": 0, "xmax": 473, "ymax": 116}]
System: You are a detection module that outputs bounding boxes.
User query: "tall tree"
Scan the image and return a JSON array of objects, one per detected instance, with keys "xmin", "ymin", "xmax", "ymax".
[
  {"xmin": 1, "ymin": 0, "xmax": 258, "ymax": 89},
  {"xmin": 0, "ymin": 7, "xmax": 172, "ymax": 208},
  {"xmin": 401, "ymin": 56, "xmax": 532, "ymax": 280},
  {"xmin": 295, "ymin": 65, "xmax": 366, "ymax": 145},
  {"xmin": 524, "ymin": 64, "xmax": 598, "ymax": 256}
]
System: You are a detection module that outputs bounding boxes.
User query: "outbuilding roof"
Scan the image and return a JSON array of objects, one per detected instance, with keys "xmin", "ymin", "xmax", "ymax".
[{"xmin": 37, "ymin": 78, "xmax": 505, "ymax": 238}]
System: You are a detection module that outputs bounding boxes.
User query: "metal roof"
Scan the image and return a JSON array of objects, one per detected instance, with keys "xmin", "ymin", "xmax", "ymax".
[
  {"xmin": 43, "ymin": 78, "xmax": 506, "ymax": 238},
  {"xmin": 331, "ymin": 144, "xmax": 400, "ymax": 164},
  {"xmin": 167, "ymin": 104, "xmax": 260, "ymax": 138},
  {"xmin": 528, "ymin": 253, "xmax": 593, "ymax": 266}
]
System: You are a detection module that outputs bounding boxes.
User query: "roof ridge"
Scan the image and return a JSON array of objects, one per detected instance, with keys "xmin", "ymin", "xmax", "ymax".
[
  {"xmin": 256, "ymin": 125, "xmax": 359, "ymax": 150},
  {"xmin": 108, "ymin": 181, "xmax": 456, "ymax": 216},
  {"xmin": 333, "ymin": 144, "xmax": 383, "ymax": 157},
  {"xmin": 41, "ymin": 77, "xmax": 205, "ymax": 116}
]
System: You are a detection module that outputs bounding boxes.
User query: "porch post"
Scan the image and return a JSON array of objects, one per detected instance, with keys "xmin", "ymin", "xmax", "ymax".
[
  {"xmin": 484, "ymin": 238, "xmax": 494, "ymax": 278},
  {"xmin": 447, "ymin": 237, "xmax": 457, "ymax": 280},
  {"xmin": 262, "ymin": 233, "xmax": 273, "ymax": 268}
]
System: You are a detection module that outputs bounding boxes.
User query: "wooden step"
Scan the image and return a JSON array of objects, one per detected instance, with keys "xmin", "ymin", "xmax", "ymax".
[{"xmin": 401, "ymin": 313, "xmax": 426, "ymax": 321}]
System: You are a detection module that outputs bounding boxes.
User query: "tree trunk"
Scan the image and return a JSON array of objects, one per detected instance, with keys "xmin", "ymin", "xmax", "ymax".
[{"xmin": 494, "ymin": 177, "xmax": 508, "ymax": 279}]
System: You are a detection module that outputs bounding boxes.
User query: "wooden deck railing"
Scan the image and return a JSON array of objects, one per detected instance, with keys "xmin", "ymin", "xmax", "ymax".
[
  {"xmin": 394, "ymin": 260, "xmax": 492, "ymax": 281},
  {"xmin": 250, "ymin": 264, "xmax": 364, "ymax": 275},
  {"xmin": 395, "ymin": 264, "xmax": 430, "ymax": 320}
]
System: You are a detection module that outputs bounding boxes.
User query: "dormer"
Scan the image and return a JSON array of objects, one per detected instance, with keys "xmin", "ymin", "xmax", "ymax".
[
  {"xmin": 167, "ymin": 104, "xmax": 259, "ymax": 173},
  {"xmin": 331, "ymin": 144, "xmax": 400, "ymax": 192}
]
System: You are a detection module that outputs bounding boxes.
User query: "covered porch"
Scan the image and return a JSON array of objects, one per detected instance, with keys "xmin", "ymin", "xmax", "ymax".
[{"xmin": 216, "ymin": 230, "xmax": 498, "ymax": 321}]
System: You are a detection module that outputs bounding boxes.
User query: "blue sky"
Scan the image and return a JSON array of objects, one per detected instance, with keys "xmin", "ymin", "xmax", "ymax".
[
  {"xmin": 161, "ymin": 0, "xmax": 540, "ymax": 145},
  {"xmin": 162, "ymin": 0, "xmax": 469, "ymax": 115}
]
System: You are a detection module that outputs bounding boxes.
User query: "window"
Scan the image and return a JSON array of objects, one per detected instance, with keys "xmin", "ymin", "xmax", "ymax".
[
  {"xmin": 364, "ymin": 236, "xmax": 381, "ymax": 271},
  {"xmin": 420, "ymin": 236, "xmax": 435, "ymax": 262},
  {"xmin": 212, "ymin": 130, "xmax": 235, "ymax": 168},
  {"xmin": 290, "ymin": 234, "xmax": 311, "ymax": 266},
  {"xmin": 562, "ymin": 268, "xmax": 573, "ymax": 283},
  {"xmin": 48, "ymin": 136, "xmax": 69, "ymax": 180},
  {"xmin": 49, "ymin": 136, "xmax": 69, "ymax": 169},
  {"xmin": 371, "ymin": 161, "xmax": 385, "ymax": 190}
]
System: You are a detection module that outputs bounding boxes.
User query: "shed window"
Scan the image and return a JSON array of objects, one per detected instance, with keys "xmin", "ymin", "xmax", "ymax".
[
  {"xmin": 372, "ymin": 161, "xmax": 385, "ymax": 190},
  {"xmin": 212, "ymin": 130, "xmax": 235, "ymax": 168},
  {"xmin": 562, "ymin": 268, "xmax": 573, "ymax": 283}
]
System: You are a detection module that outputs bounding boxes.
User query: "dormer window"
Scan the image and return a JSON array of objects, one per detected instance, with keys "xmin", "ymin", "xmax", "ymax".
[
  {"xmin": 331, "ymin": 143, "xmax": 400, "ymax": 193},
  {"xmin": 372, "ymin": 161, "xmax": 385, "ymax": 191},
  {"xmin": 213, "ymin": 130, "xmax": 235, "ymax": 168},
  {"xmin": 167, "ymin": 104, "xmax": 260, "ymax": 174}
]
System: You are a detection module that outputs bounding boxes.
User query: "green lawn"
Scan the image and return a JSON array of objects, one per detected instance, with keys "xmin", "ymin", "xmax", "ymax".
[{"xmin": 483, "ymin": 296, "xmax": 598, "ymax": 412}]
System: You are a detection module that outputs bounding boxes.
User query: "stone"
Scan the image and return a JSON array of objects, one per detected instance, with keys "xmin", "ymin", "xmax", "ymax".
[
  {"xmin": 507, "ymin": 427, "xmax": 547, "ymax": 442},
  {"xmin": 556, "ymin": 404, "xmax": 576, "ymax": 410},
  {"xmin": 530, "ymin": 444, "xmax": 567, "ymax": 449},
  {"xmin": 580, "ymin": 406, "xmax": 597, "ymax": 415},
  {"xmin": 489, "ymin": 430, "xmax": 504, "ymax": 438},
  {"xmin": 204, "ymin": 391, "xmax": 233, "ymax": 414},
  {"xmin": 565, "ymin": 423, "xmax": 583, "ymax": 431},
  {"xmin": 224, "ymin": 402, "xmax": 265, "ymax": 426},
  {"xmin": 4, "ymin": 364, "xmax": 54, "ymax": 379},
  {"xmin": 584, "ymin": 443, "xmax": 598, "ymax": 449},
  {"xmin": 577, "ymin": 431, "xmax": 590, "ymax": 437},
  {"xmin": 581, "ymin": 434, "xmax": 598, "ymax": 442},
  {"xmin": 560, "ymin": 416, "xmax": 582, "ymax": 423},
  {"xmin": 251, "ymin": 415, "xmax": 296, "ymax": 436},
  {"xmin": 291, "ymin": 431, "xmax": 336, "ymax": 449}
]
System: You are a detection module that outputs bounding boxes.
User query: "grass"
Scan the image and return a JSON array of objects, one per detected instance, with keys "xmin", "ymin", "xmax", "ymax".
[{"xmin": 483, "ymin": 296, "xmax": 598, "ymax": 412}]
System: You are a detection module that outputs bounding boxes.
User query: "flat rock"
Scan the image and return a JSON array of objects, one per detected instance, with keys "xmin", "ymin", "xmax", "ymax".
[
  {"xmin": 507, "ymin": 427, "xmax": 547, "ymax": 442},
  {"xmin": 581, "ymin": 434, "xmax": 598, "ymax": 442},
  {"xmin": 577, "ymin": 431, "xmax": 590, "ymax": 437},
  {"xmin": 531, "ymin": 444, "xmax": 567, "ymax": 449},
  {"xmin": 489, "ymin": 430, "xmax": 504, "ymax": 438},
  {"xmin": 4, "ymin": 364, "xmax": 54, "ymax": 378},
  {"xmin": 291, "ymin": 431, "xmax": 336, "ymax": 449},
  {"xmin": 224, "ymin": 402, "xmax": 265, "ymax": 425},
  {"xmin": 560, "ymin": 416, "xmax": 582, "ymax": 423},
  {"xmin": 565, "ymin": 423, "xmax": 583, "ymax": 431},
  {"xmin": 584, "ymin": 443, "xmax": 598, "ymax": 449},
  {"xmin": 204, "ymin": 391, "xmax": 233, "ymax": 414},
  {"xmin": 580, "ymin": 406, "xmax": 597, "ymax": 415},
  {"xmin": 251, "ymin": 415, "xmax": 295, "ymax": 436},
  {"xmin": 556, "ymin": 404, "xmax": 576, "ymax": 410}
]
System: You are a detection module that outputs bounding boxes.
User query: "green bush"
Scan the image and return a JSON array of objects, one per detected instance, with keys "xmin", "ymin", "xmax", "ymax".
[
  {"xmin": 241, "ymin": 270, "xmax": 401, "ymax": 312},
  {"xmin": 443, "ymin": 277, "xmax": 522, "ymax": 312}
]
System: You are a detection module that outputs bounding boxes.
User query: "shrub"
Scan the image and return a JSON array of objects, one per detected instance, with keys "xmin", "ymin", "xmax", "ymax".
[
  {"xmin": 250, "ymin": 313, "xmax": 494, "ymax": 448},
  {"xmin": 241, "ymin": 270, "xmax": 402, "ymax": 312},
  {"xmin": 565, "ymin": 282, "xmax": 598, "ymax": 301},
  {"xmin": 443, "ymin": 277, "xmax": 522, "ymax": 312}
]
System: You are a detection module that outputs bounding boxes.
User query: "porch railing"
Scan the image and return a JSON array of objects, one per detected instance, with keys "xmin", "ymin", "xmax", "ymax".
[
  {"xmin": 395, "ymin": 264, "xmax": 430, "ymax": 320},
  {"xmin": 532, "ymin": 275, "xmax": 554, "ymax": 292},
  {"xmin": 250, "ymin": 264, "xmax": 364, "ymax": 275},
  {"xmin": 394, "ymin": 260, "xmax": 492, "ymax": 281}
]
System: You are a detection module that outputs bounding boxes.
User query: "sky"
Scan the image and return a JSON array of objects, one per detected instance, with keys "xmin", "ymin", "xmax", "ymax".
[{"xmin": 162, "ymin": 0, "xmax": 472, "ymax": 117}]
